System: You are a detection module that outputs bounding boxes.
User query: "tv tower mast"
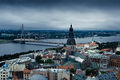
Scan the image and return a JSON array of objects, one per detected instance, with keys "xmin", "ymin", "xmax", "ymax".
[{"xmin": 21, "ymin": 24, "xmax": 25, "ymax": 44}]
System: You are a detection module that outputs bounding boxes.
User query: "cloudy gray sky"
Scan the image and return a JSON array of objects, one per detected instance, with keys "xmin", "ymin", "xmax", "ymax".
[{"xmin": 0, "ymin": 0, "xmax": 120, "ymax": 30}]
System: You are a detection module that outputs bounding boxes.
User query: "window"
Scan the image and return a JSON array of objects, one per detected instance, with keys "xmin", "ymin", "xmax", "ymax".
[
  {"xmin": 6, "ymin": 75, "xmax": 8, "ymax": 77},
  {"xmin": 3, "ymin": 72, "xmax": 5, "ymax": 74}
]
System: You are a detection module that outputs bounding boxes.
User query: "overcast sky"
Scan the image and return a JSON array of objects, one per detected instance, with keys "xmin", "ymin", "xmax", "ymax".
[{"xmin": 0, "ymin": 0, "xmax": 120, "ymax": 30}]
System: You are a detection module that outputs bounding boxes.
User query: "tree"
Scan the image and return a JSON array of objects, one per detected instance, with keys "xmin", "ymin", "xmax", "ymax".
[
  {"xmin": 35, "ymin": 55, "xmax": 44, "ymax": 63},
  {"xmin": 86, "ymin": 69, "xmax": 98, "ymax": 76},
  {"xmin": 70, "ymin": 68, "xmax": 76, "ymax": 74},
  {"xmin": 116, "ymin": 51, "xmax": 120, "ymax": 55},
  {"xmin": 97, "ymin": 42, "xmax": 118, "ymax": 52},
  {"xmin": 86, "ymin": 69, "xmax": 92, "ymax": 76},
  {"xmin": 45, "ymin": 59, "xmax": 54, "ymax": 63},
  {"xmin": 100, "ymin": 71, "xmax": 106, "ymax": 74}
]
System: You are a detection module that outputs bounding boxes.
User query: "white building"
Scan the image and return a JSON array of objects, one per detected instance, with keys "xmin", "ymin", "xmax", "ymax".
[
  {"xmin": 116, "ymin": 42, "xmax": 120, "ymax": 52},
  {"xmin": 10, "ymin": 63, "xmax": 25, "ymax": 71},
  {"xmin": 19, "ymin": 53, "xmax": 34, "ymax": 59},
  {"xmin": 17, "ymin": 57, "xmax": 31, "ymax": 65},
  {"xmin": 6, "ymin": 57, "xmax": 31, "ymax": 66},
  {"xmin": 0, "ymin": 68, "xmax": 11, "ymax": 80},
  {"xmin": 34, "ymin": 51, "xmax": 43, "ymax": 59},
  {"xmin": 0, "ymin": 64, "xmax": 12, "ymax": 80}
]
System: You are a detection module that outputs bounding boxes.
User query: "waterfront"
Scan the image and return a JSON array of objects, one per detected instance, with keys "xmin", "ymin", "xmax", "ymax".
[
  {"xmin": 41, "ymin": 36, "xmax": 120, "ymax": 43},
  {"xmin": 0, "ymin": 36, "xmax": 120, "ymax": 56}
]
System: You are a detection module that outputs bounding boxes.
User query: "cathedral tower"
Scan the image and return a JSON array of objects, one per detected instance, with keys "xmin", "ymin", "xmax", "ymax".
[
  {"xmin": 66, "ymin": 25, "xmax": 76, "ymax": 58},
  {"xmin": 67, "ymin": 24, "xmax": 76, "ymax": 45}
]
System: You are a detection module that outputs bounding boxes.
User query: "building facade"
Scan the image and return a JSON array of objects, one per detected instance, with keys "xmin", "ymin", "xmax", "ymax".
[
  {"xmin": 110, "ymin": 55, "xmax": 120, "ymax": 67},
  {"xmin": 31, "ymin": 69, "xmax": 70, "ymax": 80},
  {"xmin": 23, "ymin": 69, "xmax": 31, "ymax": 80},
  {"xmin": 0, "ymin": 68, "xmax": 12, "ymax": 80},
  {"xmin": 88, "ymin": 53, "xmax": 109, "ymax": 68}
]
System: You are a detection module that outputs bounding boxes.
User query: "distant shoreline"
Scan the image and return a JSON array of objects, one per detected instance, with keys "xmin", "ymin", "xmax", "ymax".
[
  {"xmin": 0, "ymin": 39, "xmax": 12, "ymax": 44},
  {"xmin": 0, "ymin": 47, "xmax": 59, "ymax": 62},
  {"xmin": 0, "ymin": 50, "xmax": 38, "ymax": 62}
]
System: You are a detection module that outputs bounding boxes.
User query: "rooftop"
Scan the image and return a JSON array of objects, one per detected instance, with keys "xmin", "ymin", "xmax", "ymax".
[
  {"xmin": 0, "ymin": 68, "xmax": 10, "ymax": 72},
  {"xmin": 110, "ymin": 55, "xmax": 120, "ymax": 59},
  {"xmin": 89, "ymin": 42, "xmax": 98, "ymax": 47},
  {"xmin": 58, "ymin": 64, "xmax": 74, "ymax": 70},
  {"xmin": 33, "ymin": 68, "xmax": 67, "ymax": 73},
  {"xmin": 72, "ymin": 74, "xmax": 85, "ymax": 80},
  {"xmin": 73, "ymin": 52, "xmax": 86, "ymax": 59},
  {"xmin": 17, "ymin": 57, "xmax": 31, "ymax": 63},
  {"xmin": 97, "ymin": 71, "xmax": 118, "ymax": 80},
  {"xmin": 88, "ymin": 53, "xmax": 108, "ymax": 59}
]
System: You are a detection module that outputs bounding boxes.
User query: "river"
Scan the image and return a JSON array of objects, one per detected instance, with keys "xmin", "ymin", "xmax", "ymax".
[{"xmin": 0, "ymin": 36, "xmax": 120, "ymax": 56}]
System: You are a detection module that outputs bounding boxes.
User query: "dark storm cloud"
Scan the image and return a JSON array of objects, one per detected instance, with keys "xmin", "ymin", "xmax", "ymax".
[
  {"xmin": 0, "ymin": 0, "xmax": 120, "ymax": 7},
  {"xmin": 0, "ymin": 0, "xmax": 120, "ymax": 30}
]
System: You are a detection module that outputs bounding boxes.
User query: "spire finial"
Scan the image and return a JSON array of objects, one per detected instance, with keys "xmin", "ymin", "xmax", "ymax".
[{"xmin": 70, "ymin": 24, "xmax": 72, "ymax": 28}]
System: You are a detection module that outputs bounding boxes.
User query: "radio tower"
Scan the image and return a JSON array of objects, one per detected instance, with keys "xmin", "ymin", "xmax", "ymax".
[{"xmin": 21, "ymin": 24, "xmax": 25, "ymax": 44}]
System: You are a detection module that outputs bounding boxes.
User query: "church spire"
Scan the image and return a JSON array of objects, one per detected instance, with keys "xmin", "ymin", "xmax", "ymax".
[
  {"xmin": 69, "ymin": 24, "xmax": 73, "ymax": 31},
  {"xmin": 67, "ymin": 24, "xmax": 76, "ymax": 45},
  {"xmin": 69, "ymin": 24, "xmax": 74, "ymax": 38},
  {"xmin": 70, "ymin": 24, "xmax": 72, "ymax": 28}
]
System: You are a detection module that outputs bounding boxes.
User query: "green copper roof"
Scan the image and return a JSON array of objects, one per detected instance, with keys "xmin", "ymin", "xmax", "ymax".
[{"xmin": 74, "ymin": 52, "xmax": 86, "ymax": 59}]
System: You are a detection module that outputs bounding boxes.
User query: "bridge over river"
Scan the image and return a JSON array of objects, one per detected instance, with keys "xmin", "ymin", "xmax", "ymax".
[
  {"xmin": 13, "ymin": 39, "xmax": 65, "ymax": 45},
  {"xmin": 13, "ymin": 25, "xmax": 65, "ymax": 45}
]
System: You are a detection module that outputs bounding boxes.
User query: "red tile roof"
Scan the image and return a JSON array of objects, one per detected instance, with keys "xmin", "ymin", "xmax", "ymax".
[
  {"xmin": 43, "ymin": 55, "xmax": 53, "ymax": 58},
  {"xmin": 101, "ymin": 49, "xmax": 110, "ymax": 51},
  {"xmin": 108, "ymin": 69, "xmax": 120, "ymax": 73},
  {"xmin": 24, "ymin": 69, "xmax": 31, "ymax": 73},
  {"xmin": 76, "ymin": 44, "xmax": 84, "ymax": 47},
  {"xmin": 62, "ymin": 46, "xmax": 70, "ymax": 50},
  {"xmin": 58, "ymin": 65, "xmax": 74, "ymax": 70},
  {"xmin": 89, "ymin": 43, "xmax": 98, "ymax": 47}
]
